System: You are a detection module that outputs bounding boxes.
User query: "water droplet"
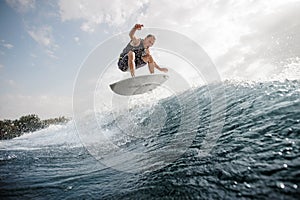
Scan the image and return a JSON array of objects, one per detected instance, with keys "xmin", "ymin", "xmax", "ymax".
[
  {"xmin": 234, "ymin": 181, "xmax": 238, "ymax": 185},
  {"xmin": 283, "ymin": 164, "xmax": 288, "ymax": 168},
  {"xmin": 66, "ymin": 186, "xmax": 73, "ymax": 190},
  {"xmin": 7, "ymin": 154, "xmax": 17, "ymax": 160},
  {"xmin": 278, "ymin": 152, "xmax": 282, "ymax": 155},
  {"xmin": 247, "ymin": 167, "xmax": 251, "ymax": 170},
  {"xmin": 293, "ymin": 184, "xmax": 298, "ymax": 189},
  {"xmin": 277, "ymin": 183, "xmax": 285, "ymax": 189},
  {"xmin": 244, "ymin": 182, "xmax": 251, "ymax": 188},
  {"xmin": 285, "ymin": 138, "xmax": 290, "ymax": 141}
]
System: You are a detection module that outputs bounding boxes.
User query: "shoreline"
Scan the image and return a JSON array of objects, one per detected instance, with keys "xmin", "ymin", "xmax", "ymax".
[{"xmin": 0, "ymin": 114, "xmax": 70, "ymax": 140}]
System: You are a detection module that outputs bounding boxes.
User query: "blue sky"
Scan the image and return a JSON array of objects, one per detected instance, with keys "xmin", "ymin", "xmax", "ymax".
[
  {"xmin": 1, "ymin": 0, "xmax": 300, "ymax": 119},
  {"xmin": 0, "ymin": 0, "xmax": 114, "ymax": 119},
  {"xmin": 0, "ymin": 0, "xmax": 108, "ymax": 95}
]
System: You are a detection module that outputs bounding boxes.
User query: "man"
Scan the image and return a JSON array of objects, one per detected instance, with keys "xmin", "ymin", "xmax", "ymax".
[{"xmin": 118, "ymin": 24, "xmax": 168, "ymax": 77}]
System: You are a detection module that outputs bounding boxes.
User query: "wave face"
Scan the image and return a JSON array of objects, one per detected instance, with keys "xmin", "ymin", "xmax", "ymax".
[{"xmin": 1, "ymin": 80, "xmax": 299, "ymax": 199}]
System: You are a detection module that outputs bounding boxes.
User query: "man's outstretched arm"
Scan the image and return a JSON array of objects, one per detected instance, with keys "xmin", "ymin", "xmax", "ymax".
[
  {"xmin": 144, "ymin": 50, "xmax": 168, "ymax": 73},
  {"xmin": 154, "ymin": 62, "xmax": 168, "ymax": 73},
  {"xmin": 129, "ymin": 24, "xmax": 143, "ymax": 45}
]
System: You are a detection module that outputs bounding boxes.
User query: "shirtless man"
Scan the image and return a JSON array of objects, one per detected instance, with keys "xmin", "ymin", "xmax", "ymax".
[{"xmin": 118, "ymin": 24, "xmax": 168, "ymax": 77}]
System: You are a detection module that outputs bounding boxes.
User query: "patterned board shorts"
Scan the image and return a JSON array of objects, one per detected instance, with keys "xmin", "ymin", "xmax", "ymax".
[{"xmin": 118, "ymin": 54, "xmax": 146, "ymax": 72}]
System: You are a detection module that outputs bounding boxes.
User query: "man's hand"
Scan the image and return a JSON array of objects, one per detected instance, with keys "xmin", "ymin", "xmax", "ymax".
[
  {"xmin": 134, "ymin": 24, "xmax": 144, "ymax": 30},
  {"xmin": 160, "ymin": 68, "xmax": 168, "ymax": 73}
]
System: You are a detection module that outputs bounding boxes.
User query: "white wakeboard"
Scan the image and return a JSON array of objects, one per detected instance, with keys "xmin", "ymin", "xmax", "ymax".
[{"xmin": 110, "ymin": 74, "xmax": 169, "ymax": 96}]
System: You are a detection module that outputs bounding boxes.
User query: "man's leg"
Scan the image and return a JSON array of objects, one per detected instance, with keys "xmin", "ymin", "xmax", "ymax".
[
  {"xmin": 118, "ymin": 55, "xmax": 129, "ymax": 72},
  {"xmin": 148, "ymin": 63, "xmax": 155, "ymax": 74},
  {"xmin": 145, "ymin": 55, "xmax": 155, "ymax": 74},
  {"xmin": 128, "ymin": 51, "xmax": 136, "ymax": 77}
]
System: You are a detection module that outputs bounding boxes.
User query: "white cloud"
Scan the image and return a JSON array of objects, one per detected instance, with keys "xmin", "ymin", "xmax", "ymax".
[
  {"xmin": 45, "ymin": 49, "xmax": 58, "ymax": 59},
  {"xmin": 74, "ymin": 37, "xmax": 79, "ymax": 42},
  {"xmin": 1, "ymin": 79, "xmax": 20, "ymax": 89},
  {"xmin": 27, "ymin": 25, "xmax": 53, "ymax": 47},
  {"xmin": 57, "ymin": 0, "xmax": 300, "ymax": 80},
  {"xmin": 5, "ymin": 79, "xmax": 18, "ymax": 87},
  {"xmin": 74, "ymin": 36, "xmax": 80, "ymax": 45},
  {"xmin": 30, "ymin": 53, "xmax": 37, "ymax": 58},
  {"xmin": 0, "ymin": 94, "xmax": 72, "ymax": 119},
  {"xmin": 1, "ymin": 40, "xmax": 14, "ymax": 49},
  {"xmin": 3, "ymin": 43, "xmax": 14, "ymax": 49},
  {"xmin": 27, "ymin": 25, "xmax": 59, "ymax": 58},
  {"xmin": 58, "ymin": 0, "xmax": 149, "ymax": 32},
  {"xmin": 6, "ymin": 0, "xmax": 36, "ymax": 13},
  {"xmin": 135, "ymin": 0, "xmax": 300, "ymax": 81}
]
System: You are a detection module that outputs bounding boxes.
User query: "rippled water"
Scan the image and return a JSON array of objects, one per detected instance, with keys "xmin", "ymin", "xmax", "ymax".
[{"xmin": 1, "ymin": 80, "xmax": 299, "ymax": 199}]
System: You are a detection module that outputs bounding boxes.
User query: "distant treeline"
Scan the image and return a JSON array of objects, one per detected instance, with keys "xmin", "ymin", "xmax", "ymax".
[{"xmin": 0, "ymin": 114, "xmax": 69, "ymax": 140}]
